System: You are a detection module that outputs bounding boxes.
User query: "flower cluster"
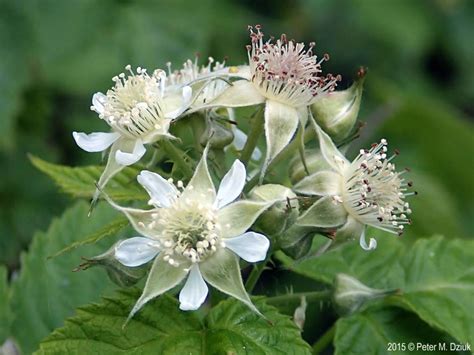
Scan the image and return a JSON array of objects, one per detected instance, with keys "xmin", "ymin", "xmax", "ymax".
[{"xmin": 72, "ymin": 25, "xmax": 414, "ymax": 319}]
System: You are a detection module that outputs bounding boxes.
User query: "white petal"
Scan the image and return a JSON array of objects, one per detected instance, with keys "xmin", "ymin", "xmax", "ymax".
[
  {"xmin": 182, "ymin": 85, "xmax": 192, "ymax": 104},
  {"xmin": 165, "ymin": 86, "xmax": 192, "ymax": 119},
  {"xmin": 72, "ymin": 131, "xmax": 120, "ymax": 152},
  {"xmin": 114, "ymin": 237, "xmax": 160, "ymax": 267},
  {"xmin": 179, "ymin": 264, "xmax": 209, "ymax": 311},
  {"xmin": 115, "ymin": 139, "xmax": 146, "ymax": 166},
  {"xmin": 92, "ymin": 92, "xmax": 107, "ymax": 114},
  {"xmin": 224, "ymin": 232, "xmax": 270, "ymax": 262},
  {"xmin": 137, "ymin": 170, "xmax": 178, "ymax": 208},
  {"xmin": 215, "ymin": 160, "xmax": 246, "ymax": 209},
  {"xmin": 359, "ymin": 229, "xmax": 377, "ymax": 251}
]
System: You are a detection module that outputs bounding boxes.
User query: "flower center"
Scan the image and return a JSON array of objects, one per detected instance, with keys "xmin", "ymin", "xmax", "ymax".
[
  {"xmin": 247, "ymin": 25, "xmax": 341, "ymax": 107},
  {"xmin": 340, "ymin": 139, "xmax": 414, "ymax": 235},
  {"xmin": 157, "ymin": 197, "xmax": 222, "ymax": 266},
  {"xmin": 92, "ymin": 65, "xmax": 169, "ymax": 139}
]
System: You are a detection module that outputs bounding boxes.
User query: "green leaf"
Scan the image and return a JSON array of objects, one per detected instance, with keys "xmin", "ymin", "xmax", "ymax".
[
  {"xmin": 9, "ymin": 202, "xmax": 123, "ymax": 354},
  {"xmin": 36, "ymin": 290, "xmax": 311, "ymax": 354},
  {"xmin": 335, "ymin": 307, "xmax": 451, "ymax": 355},
  {"xmin": 48, "ymin": 216, "xmax": 129, "ymax": 259},
  {"xmin": 0, "ymin": 266, "xmax": 12, "ymax": 344},
  {"xmin": 278, "ymin": 236, "xmax": 474, "ymax": 345},
  {"xmin": 29, "ymin": 155, "xmax": 147, "ymax": 201}
]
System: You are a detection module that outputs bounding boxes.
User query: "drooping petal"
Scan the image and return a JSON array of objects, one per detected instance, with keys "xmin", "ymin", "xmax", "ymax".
[
  {"xmin": 262, "ymin": 100, "xmax": 300, "ymax": 178},
  {"xmin": 137, "ymin": 170, "xmax": 179, "ymax": 208},
  {"xmin": 293, "ymin": 171, "xmax": 342, "ymax": 197},
  {"xmin": 204, "ymin": 80, "xmax": 265, "ymax": 108},
  {"xmin": 179, "ymin": 145, "xmax": 216, "ymax": 206},
  {"xmin": 359, "ymin": 229, "xmax": 377, "ymax": 251},
  {"xmin": 310, "ymin": 116, "xmax": 349, "ymax": 173},
  {"xmin": 179, "ymin": 264, "xmax": 209, "ymax": 311},
  {"xmin": 91, "ymin": 92, "xmax": 107, "ymax": 114},
  {"xmin": 296, "ymin": 196, "xmax": 347, "ymax": 228},
  {"xmin": 115, "ymin": 139, "xmax": 146, "ymax": 166},
  {"xmin": 218, "ymin": 200, "xmax": 276, "ymax": 239},
  {"xmin": 114, "ymin": 237, "xmax": 160, "ymax": 267},
  {"xmin": 224, "ymin": 232, "xmax": 269, "ymax": 262},
  {"xmin": 128, "ymin": 255, "xmax": 189, "ymax": 320},
  {"xmin": 200, "ymin": 248, "xmax": 262, "ymax": 316},
  {"xmin": 72, "ymin": 131, "xmax": 120, "ymax": 152},
  {"xmin": 214, "ymin": 160, "xmax": 246, "ymax": 209}
]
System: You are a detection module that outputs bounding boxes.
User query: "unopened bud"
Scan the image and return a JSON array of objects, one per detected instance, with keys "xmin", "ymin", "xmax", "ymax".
[
  {"xmin": 289, "ymin": 149, "xmax": 332, "ymax": 184},
  {"xmin": 249, "ymin": 184, "xmax": 299, "ymax": 236},
  {"xmin": 74, "ymin": 241, "xmax": 148, "ymax": 287},
  {"xmin": 200, "ymin": 117, "xmax": 234, "ymax": 149},
  {"xmin": 277, "ymin": 224, "xmax": 313, "ymax": 259},
  {"xmin": 333, "ymin": 274, "xmax": 399, "ymax": 315},
  {"xmin": 311, "ymin": 69, "xmax": 365, "ymax": 142}
]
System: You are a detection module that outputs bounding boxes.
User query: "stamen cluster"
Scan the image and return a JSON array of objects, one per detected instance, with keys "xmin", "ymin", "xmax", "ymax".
[
  {"xmin": 142, "ymin": 181, "xmax": 224, "ymax": 267},
  {"xmin": 91, "ymin": 65, "xmax": 168, "ymax": 139},
  {"xmin": 247, "ymin": 25, "xmax": 341, "ymax": 107},
  {"xmin": 339, "ymin": 139, "xmax": 413, "ymax": 235},
  {"xmin": 167, "ymin": 57, "xmax": 227, "ymax": 104}
]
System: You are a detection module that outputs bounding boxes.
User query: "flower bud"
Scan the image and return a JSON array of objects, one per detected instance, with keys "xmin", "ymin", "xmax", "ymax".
[
  {"xmin": 289, "ymin": 149, "xmax": 332, "ymax": 184},
  {"xmin": 249, "ymin": 184, "xmax": 299, "ymax": 236},
  {"xmin": 279, "ymin": 229, "xmax": 314, "ymax": 259},
  {"xmin": 74, "ymin": 241, "xmax": 148, "ymax": 287},
  {"xmin": 200, "ymin": 118, "xmax": 234, "ymax": 149},
  {"xmin": 311, "ymin": 68, "xmax": 366, "ymax": 142},
  {"xmin": 333, "ymin": 273, "xmax": 399, "ymax": 316}
]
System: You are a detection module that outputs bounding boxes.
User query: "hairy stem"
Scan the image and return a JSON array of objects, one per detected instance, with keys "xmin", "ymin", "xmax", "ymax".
[
  {"xmin": 312, "ymin": 323, "xmax": 336, "ymax": 354},
  {"xmin": 266, "ymin": 290, "xmax": 331, "ymax": 305},
  {"xmin": 240, "ymin": 107, "xmax": 264, "ymax": 166},
  {"xmin": 159, "ymin": 140, "xmax": 194, "ymax": 179},
  {"xmin": 245, "ymin": 259, "xmax": 268, "ymax": 293}
]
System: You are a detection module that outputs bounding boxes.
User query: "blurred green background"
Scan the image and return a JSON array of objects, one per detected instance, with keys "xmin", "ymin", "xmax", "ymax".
[{"xmin": 1, "ymin": 0, "xmax": 473, "ymax": 272}]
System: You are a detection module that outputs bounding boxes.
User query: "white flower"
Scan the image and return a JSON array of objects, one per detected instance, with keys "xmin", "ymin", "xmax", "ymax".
[
  {"xmin": 104, "ymin": 148, "xmax": 278, "ymax": 318},
  {"xmin": 72, "ymin": 65, "xmax": 192, "ymax": 200},
  {"xmin": 167, "ymin": 57, "xmax": 262, "ymax": 161},
  {"xmin": 202, "ymin": 25, "xmax": 340, "ymax": 179},
  {"xmin": 294, "ymin": 120, "xmax": 414, "ymax": 251}
]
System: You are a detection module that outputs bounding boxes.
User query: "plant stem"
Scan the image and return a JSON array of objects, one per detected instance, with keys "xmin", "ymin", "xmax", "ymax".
[
  {"xmin": 265, "ymin": 290, "xmax": 331, "ymax": 305},
  {"xmin": 312, "ymin": 323, "xmax": 336, "ymax": 354},
  {"xmin": 240, "ymin": 107, "xmax": 264, "ymax": 166},
  {"xmin": 245, "ymin": 260, "xmax": 267, "ymax": 293},
  {"xmin": 160, "ymin": 140, "xmax": 194, "ymax": 179}
]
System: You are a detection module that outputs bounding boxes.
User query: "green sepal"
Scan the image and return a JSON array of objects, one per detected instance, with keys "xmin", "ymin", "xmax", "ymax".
[{"xmin": 74, "ymin": 240, "xmax": 148, "ymax": 288}]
